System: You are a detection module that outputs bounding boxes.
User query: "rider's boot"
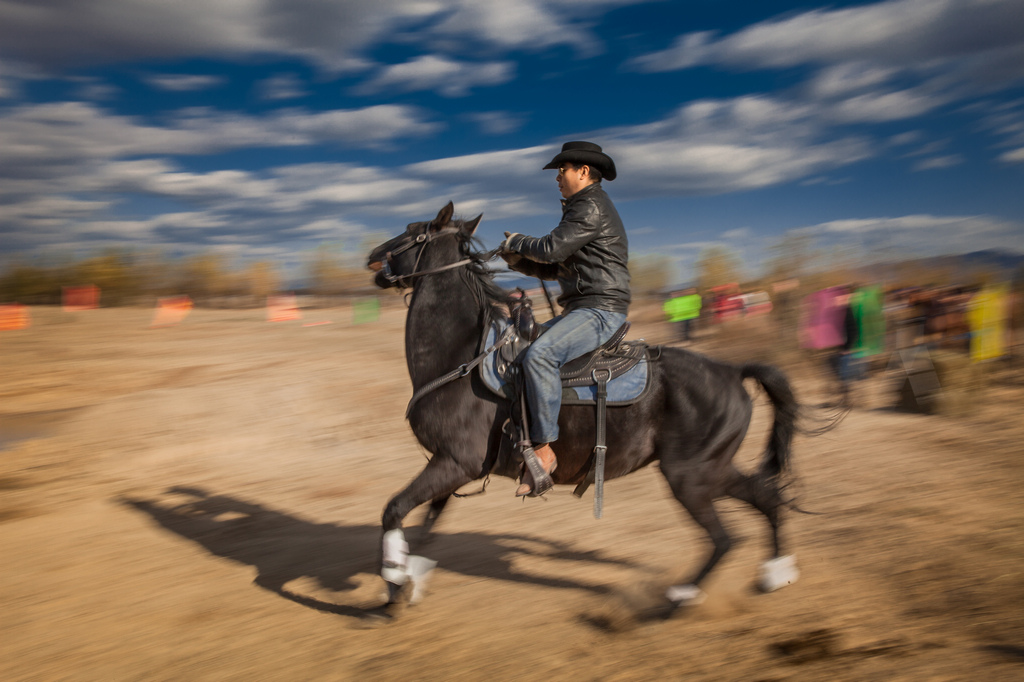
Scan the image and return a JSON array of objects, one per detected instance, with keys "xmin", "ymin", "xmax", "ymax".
[{"xmin": 516, "ymin": 443, "xmax": 557, "ymax": 497}]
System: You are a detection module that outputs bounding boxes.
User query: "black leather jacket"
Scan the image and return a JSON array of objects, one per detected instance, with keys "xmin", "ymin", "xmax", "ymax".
[{"xmin": 505, "ymin": 183, "xmax": 630, "ymax": 314}]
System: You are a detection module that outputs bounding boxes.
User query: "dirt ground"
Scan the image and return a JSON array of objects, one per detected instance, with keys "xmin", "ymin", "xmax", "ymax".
[{"xmin": 2, "ymin": 303, "xmax": 1023, "ymax": 681}]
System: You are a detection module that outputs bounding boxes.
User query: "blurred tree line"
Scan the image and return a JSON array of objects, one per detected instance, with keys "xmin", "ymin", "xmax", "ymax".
[
  {"xmin": 3, "ymin": 235, "xmax": 1018, "ymax": 310},
  {"xmin": 0, "ymin": 245, "xmax": 377, "ymax": 306}
]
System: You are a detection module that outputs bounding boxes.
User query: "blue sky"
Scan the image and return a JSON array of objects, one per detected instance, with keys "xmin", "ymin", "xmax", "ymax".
[{"xmin": 1, "ymin": 0, "xmax": 1022, "ymax": 284}]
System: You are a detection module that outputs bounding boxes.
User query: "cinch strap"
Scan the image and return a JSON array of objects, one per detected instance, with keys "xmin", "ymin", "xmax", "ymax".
[{"xmin": 573, "ymin": 367, "xmax": 611, "ymax": 519}]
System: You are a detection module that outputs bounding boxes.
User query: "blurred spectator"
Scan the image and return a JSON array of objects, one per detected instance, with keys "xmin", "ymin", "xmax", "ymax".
[
  {"xmin": 710, "ymin": 283, "xmax": 743, "ymax": 322},
  {"xmin": 830, "ymin": 287, "xmax": 865, "ymax": 399},
  {"xmin": 739, "ymin": 290, "xmax": 773, "ymax": 316},
  {"xmin": 850, "ymin": 285, "xmax": 885, "ymax": 360},
  {"xmin": 801, "ymin": 285, "xmax": 864, "ymax": 400},
  {"xmin": 967, "ymin": 283, "xmax": 1010, "ymax": 362},
  {"xmin": 799, "ymin": 286, "xmax": 847, "ymax": 350},
  {"xmin": 663, "ymin": 288, "xmax": 702, "ymax": 342}
]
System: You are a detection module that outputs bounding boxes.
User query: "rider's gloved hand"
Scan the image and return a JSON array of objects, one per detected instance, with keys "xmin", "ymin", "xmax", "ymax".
[
  {"xmin": 501, "ymin": 231, "xmax": 520, "ymax": 253},
  {"xmin": 500, "ymin": 232, "xmax": 522, "ymax": 266}
]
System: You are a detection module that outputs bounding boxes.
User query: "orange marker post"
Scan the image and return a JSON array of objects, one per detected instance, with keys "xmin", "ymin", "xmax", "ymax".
[
  {"xmin": 0, "ymin": 304, "xmax": 31, "ymax": 331},
  {"xmin": 62, "ymin": 285, "xmax": 100, "ymax": 311},
  {"xmin": 151, "ymin": 295, "xmax": 193, "ymax": 327},
  {"xmin": 267, "ymin": 294, "xmax": 302, "ymax": 322}
]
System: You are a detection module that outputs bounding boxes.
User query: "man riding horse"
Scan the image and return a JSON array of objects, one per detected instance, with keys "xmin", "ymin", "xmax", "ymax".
[{"xmin": 500, "ymin": 141, "xmax": 631, "ymax": 497}]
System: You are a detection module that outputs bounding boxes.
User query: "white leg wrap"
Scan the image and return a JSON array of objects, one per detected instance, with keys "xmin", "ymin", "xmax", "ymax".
[
  {"xmin": 381, "ymin": 529, "xmax": 409, "ymax": 585},
  {"xmin": 665, "ymin": 584, "xmax": 707, "ymax": 606},
  {"xmin": 405, "ymin": 555, "xmax": 438, "ymax": 605},
  {"xmin": 382, "ymin": 530, "xmax": 437, "ymax": 603},
  {"xmin": 759, "ymin": 554, "xmax": 799, "ymax": 592}
]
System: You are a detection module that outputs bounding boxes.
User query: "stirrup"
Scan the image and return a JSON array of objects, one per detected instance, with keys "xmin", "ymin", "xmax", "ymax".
[{"xmin": 518, "ymin": 445, "xmax": 556, "ymax": 498}]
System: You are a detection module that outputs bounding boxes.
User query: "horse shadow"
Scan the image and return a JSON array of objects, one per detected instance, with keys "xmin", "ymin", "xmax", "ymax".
[{"xmin": 120, "ymin": 486, "xmax": 639, "ymax": 620}]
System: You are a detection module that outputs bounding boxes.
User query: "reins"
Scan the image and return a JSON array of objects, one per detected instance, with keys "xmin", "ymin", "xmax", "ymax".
[
  {"xmin": 381, "ymin": 227, "xmax": 492, "ymax": 288},
  {"xmin": 405, "ymin": 323, "xmax": 516, "ymax": 419}
]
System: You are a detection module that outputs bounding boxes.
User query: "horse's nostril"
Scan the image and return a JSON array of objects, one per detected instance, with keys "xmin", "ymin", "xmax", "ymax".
[{"xmin": 368, "ymin": 261, "xmax": 383, "ymax": 272}]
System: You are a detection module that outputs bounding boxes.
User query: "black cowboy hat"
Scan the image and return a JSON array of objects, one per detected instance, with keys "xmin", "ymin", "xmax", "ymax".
[{"xmin": 542, "ymin": 141, "xmax": 617, "ymax": 181}]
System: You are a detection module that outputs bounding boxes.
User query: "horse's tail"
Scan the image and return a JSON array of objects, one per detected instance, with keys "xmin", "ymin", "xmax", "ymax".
[{"xmin": 741, "ymin": 363, "xmax": 798, "ymax": 477}]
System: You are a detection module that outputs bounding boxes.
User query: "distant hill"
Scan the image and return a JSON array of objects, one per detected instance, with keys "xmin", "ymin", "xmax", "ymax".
[
  {"xmin": 957, "ymin": 249, "xmax": 1024, "ymax": 273},
  {"xmin": 885, "ymin": 249, "xmax": 1024, "ymax": 282}
]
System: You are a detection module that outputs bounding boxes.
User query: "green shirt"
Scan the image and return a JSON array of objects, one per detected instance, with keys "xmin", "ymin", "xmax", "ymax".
[{"xmin": 664, "ymin": 294, "xmax": 702, "ymax": 322}]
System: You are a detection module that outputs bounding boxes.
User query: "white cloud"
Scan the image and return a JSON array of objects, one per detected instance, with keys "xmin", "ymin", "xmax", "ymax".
[
  {"xmin": 0, "ymin": 0, "xmax": 405, "ymax": 71},
  {"xmin": 0, "ymin": 196, "xmax": 112, "ymax": 221},
  {"xmin": 148, "ymin": 212, "xmax": 230, "ymax": 229},
  {"xmin": 806, "ymin": 63, "xmax": 897, "ymax": 100},
  {"xmin": 629, "ymin": 0, "xmax": 1024, "ymax": 72},
  {"xmin": 827, "ymin": 86, "xmax": 949, "ymax": 123},
  {"xmin": 0, "ymin": 58, "xmax": 47, "ymax": 99},
  {"xmin": 999, "ymin": 147, "xmax": 1024, "ymax": 162},
  {"xmin": 794, "ymin": 214, "xmax": 1024, "ymax": 257},
  {"xmin": 70, "ymin": 219, "xmax": 158, "ymax": 239},
  {"xmin": 597, "ymin": 96, "xmax": 874, "ymax": 197},
  {"xmin": 90, "ymin": 162, "xmax": 435, "ymax": 214},
  {"xmin": 0, "ymin": 0, "xmax": 642, "ymax": 72},
  {"xmin": 261, "ymin": 106, "xmax": 441, "ymax": 145},
  {"xmin": 462, "ymin": 111, "xmax": 526, "ymax": 135},
  {"xmin": 889, "ymin": 131, "xmax": 923, "ymax": 146},
  {"xmin": 144, "ymin": 74, "xmax": 225, "ymax": 91},
  {"xmin": 71, "ymin": 78, "xmax": 120, "ymax": 101},
  {"xmin": 902, "ymin": 139, "xmax": 950, "ymax": 157},
  {"xmin": 629, "ymin": 226, "xmax": 656, "ymax": 236},
  {"xmin": 661, "ymin": 241, "xmax": 724, "ymax": 253},
  {"xmin": 912, "ymin": 154, "xmax": 964, "ymax": 171},
  {"xmin": 425, "ymin": 0, "xmax": 601, "ymax": 55},
  {"xmin": 626, "ymin": 0, "xmax": 1024, "ymax": 126},
  {"xmin": 0, "ymin": 85, "xmax": 905, "ymax": 259},
  {"xmin": 722, "ymin": 227, "xmax": 751, "ymax": 240},
  {"xmin": 406, "ymin": 144, "xmax": 554, "ymax": 178},
  {"xmin": 257, "ymin": 73, "xmax": 308, "ymax": 101},
  {"xmin": 975, "ymin": 99, "xmax": 1024, "ymax": 153},
  {"xmin": 286, "ymin": 218, "xmax": 368, "ymax": 239},
  {"xmin": 446, "ymin": 195, "xmax": 539, "ymax": 220},
  {"xmin": 353, "ymin": 55, "xmax": 514, "ymax": 97},
  {"xmin": 0, "ymin": 101, "xmax": 440, "ymax": 179},
  {"xmin": 409, "ymin": 95, "xmax": 875, "ymax": 200}
]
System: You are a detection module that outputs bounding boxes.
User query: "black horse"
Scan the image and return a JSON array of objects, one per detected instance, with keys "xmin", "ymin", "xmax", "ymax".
[{"xmin": 366, "ymin": 202, "xmax": 803, "ymax": 611}]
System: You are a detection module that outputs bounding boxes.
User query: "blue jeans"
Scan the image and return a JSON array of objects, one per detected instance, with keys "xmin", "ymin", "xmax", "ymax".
[{"xmin": 522, "ymin": 308, "xmax": 628, "ymax": 444}]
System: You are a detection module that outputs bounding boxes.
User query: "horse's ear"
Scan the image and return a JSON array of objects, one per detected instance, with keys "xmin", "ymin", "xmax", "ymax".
[
  {"xmin": 430, "ymin": 201, "xmax": 455, "ymax": 231},
  {"xmin": 462, "ymin": 214, "xmax": 483, "ymax": 236}
]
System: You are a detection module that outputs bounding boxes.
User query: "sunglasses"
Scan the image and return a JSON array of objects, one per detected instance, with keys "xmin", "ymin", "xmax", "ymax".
[{"xmin": 557, "ymin": 166, "xmax": 576, "ymax": 177}]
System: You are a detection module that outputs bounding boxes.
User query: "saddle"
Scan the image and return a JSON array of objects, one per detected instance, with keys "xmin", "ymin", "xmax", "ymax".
[
  {"xmin": 497, "ymin": 297, "xmax": 647, "ymax": 399},
  {"xmin": 490, "ymin": 293, "xmax": 651, "ymax": 518}
]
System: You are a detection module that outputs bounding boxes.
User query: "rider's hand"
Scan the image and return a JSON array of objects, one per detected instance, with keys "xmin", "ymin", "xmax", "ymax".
[
  {"xmin": 500, "ymin": 232, "xmax": 522, "ymax": 267},
  {"xmin": 501, "ymin": 231, "xmax": 524, "ymax": 258}
]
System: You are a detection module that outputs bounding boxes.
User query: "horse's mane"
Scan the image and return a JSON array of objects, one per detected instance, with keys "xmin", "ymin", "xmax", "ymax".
[{"xmin": 452, "ymin": 222, "xmax": 514, "ymax": 315}]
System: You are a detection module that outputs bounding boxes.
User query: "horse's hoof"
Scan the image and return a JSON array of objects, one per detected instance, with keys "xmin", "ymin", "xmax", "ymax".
[
  {"xmin": 665, "ymin": 584, "xmax": 707, "ymax": 607},
  {"xmin": 758, "ymin": 554, "xmax": 799, "ymax": 592},
  {"xmin": 383, "ymin": 579, "xmax": 407, "ymax": 605}
]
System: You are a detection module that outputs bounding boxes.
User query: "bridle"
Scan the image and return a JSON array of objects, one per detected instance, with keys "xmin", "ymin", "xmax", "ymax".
[{"xmin": 377, "ymin": 227, "xmax": 476, "ymax": 289}]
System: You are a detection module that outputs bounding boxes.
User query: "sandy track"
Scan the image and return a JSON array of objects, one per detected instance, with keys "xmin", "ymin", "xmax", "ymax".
[{"xmin": 2, "ymin": 305, "xmax": 1023, "ymax": 680}]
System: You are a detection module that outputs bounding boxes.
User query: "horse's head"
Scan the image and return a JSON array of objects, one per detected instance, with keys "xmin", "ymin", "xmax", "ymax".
[{"xmin": 367, "ymin": 201, "xmax": 482, "ymax": 289}]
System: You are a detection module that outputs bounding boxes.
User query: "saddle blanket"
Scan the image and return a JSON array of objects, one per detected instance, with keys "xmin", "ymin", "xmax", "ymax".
[{"xmin": 479, "ymin": 319, "xmax": 650, "ymax": 406}]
